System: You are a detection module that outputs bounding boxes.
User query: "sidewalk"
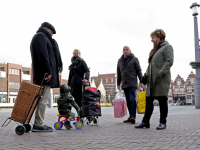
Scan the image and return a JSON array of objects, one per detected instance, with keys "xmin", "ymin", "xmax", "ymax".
[{"xmin": 0, "ymin": 106, "xmax": 200, "ymax": 150}]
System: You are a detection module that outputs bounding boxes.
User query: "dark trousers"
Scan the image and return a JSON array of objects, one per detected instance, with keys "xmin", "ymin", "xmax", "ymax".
[
  {"xmin": 123, "ymin": 87, "xmax": 137, "ymax": 117},
  {"xmin": 72, "ymin": 93, "xmax": 82, "ymax": 108},
  {"xmin": 142, "ymin": 96, "xmax": 168, "ymax": 124}
]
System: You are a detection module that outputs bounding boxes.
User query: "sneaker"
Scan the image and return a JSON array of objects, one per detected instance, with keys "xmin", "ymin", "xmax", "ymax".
[
  {"xmin": 32, "ymin": 125, "xmax": 53, "ymax": 132},
  {"xmin": 63, "ymin": 120, "xmax": 71, "ymax": 130},
  {"xmin": 123, "ymin": 117, "xmax": 131, "ymax": 123}
]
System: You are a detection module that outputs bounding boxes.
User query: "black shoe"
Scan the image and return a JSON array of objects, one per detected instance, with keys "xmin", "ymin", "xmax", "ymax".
[
  {"xmin": 32, "ymin": 125, "xmax": 53, "ymax": 132},
  {"xmin": 123, "ymin": 117, "xmax": 131, "ymax": 123},
  {"xmin": 135, "ymin": 122, "xmax": 150, "ymax": 128},
  {"xmin": 69, "ymin": 124, "xmax": 72, "ymax": 128},
  {"xmin": 130, "ymin": 117, "xmax": 135, "ymax": 124},
  {"xmin": 156, "ymin": 123, "xmax": 166, "ymax": 130},
  {"xmin": 63, "ymin": 120, "xmax": 71, "ymax": 130}
]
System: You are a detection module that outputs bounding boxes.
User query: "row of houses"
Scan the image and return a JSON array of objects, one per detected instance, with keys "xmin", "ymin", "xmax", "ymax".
[
  {"xmin": 0, "ymin": 62, "xmax": 196, "ymax": 106},
  {"xmin": 0, "ymin": 63, "xmax": 67, "ymax": 107},
  {"xmin": 168, "ymin": 71, "xmax": 196, "ymax": 105}
]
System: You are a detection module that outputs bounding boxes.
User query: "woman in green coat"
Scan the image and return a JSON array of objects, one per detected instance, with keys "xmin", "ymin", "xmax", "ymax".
[{"xmin": 135, "ymin": 29, "xmax": 174, "ymax": 130}]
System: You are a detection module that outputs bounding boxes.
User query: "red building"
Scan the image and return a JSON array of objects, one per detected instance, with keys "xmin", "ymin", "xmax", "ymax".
[{"xmin": 91, "ymin": 73, "xmax": 116, "ymax": 103}]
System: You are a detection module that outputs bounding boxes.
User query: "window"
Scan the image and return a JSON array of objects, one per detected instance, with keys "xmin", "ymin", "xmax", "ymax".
[
  {"xmin": 9, "ymin": 68, "xmax": 11, "ymax": 74},
  {"xmin": 9, "ymin": 82, "xmax": 20, "ymax": 89},
  {"xmin": 111, "ymin": 78, "xmax": 113, "ymax": 82},
  {"xmin": 192, "ymin": 95, "xmax": 195, "ymax": 100},
  {"xmin": 12, "ymin": 69, "xmax": 14, "ymax": 74},
  {"xmin": 191, "ymin": 79, "xmax": 194, "ymax": 84},
  {"xmin": 180, "ymin": 88, "xmax": 184, "ymax": 92},
  {"xmin": 177, "ymin": 81, "xmax": 181, "ymax": 85},
  {"xmin": 105, "ymin": 78, "xmax": 108, "ymax": 83},
  {"xmin": 187, "ymin": 95, "xmax": 191, "ymax": 99}
]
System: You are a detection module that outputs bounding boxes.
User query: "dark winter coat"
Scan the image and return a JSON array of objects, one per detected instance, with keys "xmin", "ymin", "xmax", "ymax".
[
  {"xmin": 30, "ymin": 27, "xmax": 62, "ymax": 88},
  {"xmin": 68, "ymin": 57, "xmax": 90, "ymax": 94},
  {"xmin": 117, "ymin": 53, "xmax": 142, "ymax": 89},
  {"xmin": 146, "ymin": 41, "xmax": 174, "ymax": 97},
  {"xmin": 57, "ymin": 93, "xmax": 80, "ymax": 115}
]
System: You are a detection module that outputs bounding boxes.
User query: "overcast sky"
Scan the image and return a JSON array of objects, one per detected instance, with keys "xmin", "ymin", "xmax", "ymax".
[{"xmin": 0, "ymin": 0, "xmax": 198, "ymax": 81}]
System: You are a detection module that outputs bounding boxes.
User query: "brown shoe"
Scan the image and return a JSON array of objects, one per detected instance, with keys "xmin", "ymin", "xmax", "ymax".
[{"xmin": 123, "ymin": 117, "xmax": 131, "ymax": 123}]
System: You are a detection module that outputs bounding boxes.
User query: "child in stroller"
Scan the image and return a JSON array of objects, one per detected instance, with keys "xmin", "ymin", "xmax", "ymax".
[{"xmin": 57, "ymin": 84, "xmax": 80, "ymax": 130}]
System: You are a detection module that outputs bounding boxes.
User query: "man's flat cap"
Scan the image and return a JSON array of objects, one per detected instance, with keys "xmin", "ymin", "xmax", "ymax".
[{"xmin": 41, "ymin": 22, "xmax": 56, "ymax": 34}]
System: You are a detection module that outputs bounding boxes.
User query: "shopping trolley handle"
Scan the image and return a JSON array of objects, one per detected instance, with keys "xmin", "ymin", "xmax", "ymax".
[{"xmin": 40, "ymin": 73, "xmax": 48, "ymax": 87}]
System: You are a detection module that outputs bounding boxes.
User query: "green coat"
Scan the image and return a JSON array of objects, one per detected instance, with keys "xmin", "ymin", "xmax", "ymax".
[{"xmin": 146, "ymin": 41, "xmax": 174, "ymax": 98}]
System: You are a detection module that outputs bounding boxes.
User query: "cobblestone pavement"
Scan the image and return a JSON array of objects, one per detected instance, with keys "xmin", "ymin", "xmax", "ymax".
[{"xmin": 0, "ymin": 106, "xmax": 200, "ymax": 150}]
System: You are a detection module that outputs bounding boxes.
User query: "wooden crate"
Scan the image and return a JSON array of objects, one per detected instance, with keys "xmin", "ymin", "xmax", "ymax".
[{"xmin": 11, "ymin": 81, "xmax": 44, "ymax": 124}]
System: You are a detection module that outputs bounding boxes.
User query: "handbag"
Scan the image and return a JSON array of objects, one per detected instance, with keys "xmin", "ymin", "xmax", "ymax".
[
  {"xmin": 141, "ymin": 73, "xmax": 148, "ymax": 85},
  {"xmin": 137, "ymin": 89, "xmax": 146, "ymax": 114}
]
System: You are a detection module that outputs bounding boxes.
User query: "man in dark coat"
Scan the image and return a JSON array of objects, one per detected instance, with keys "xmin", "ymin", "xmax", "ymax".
[
  {"xmin": 68, "ymin": 49, "xmax": 90, "ymax": 108},
  {"xmin": 30, "ymin": 22, "xmax": 63, "ymax": 132},
  {"xmin": 117, "ymin": 46, "xmax": 143, "ymax": 124}
]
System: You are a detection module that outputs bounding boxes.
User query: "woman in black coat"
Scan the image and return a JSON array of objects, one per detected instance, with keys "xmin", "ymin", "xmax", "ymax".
[{"xmin": 68, "ymin": 49, "xmax": 90, "ymax": 107}]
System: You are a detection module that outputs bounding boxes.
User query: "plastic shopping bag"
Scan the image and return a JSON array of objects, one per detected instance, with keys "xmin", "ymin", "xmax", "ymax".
[
  {"xmin": 137, "ymin": 91, "xmax": 146, "ymax": 114},
  {"xmin": 114, "ymin": 92, "xmax": 127, "ymax": 118}
]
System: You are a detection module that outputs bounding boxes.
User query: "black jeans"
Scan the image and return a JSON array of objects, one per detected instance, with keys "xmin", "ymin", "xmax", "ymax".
[{"xmin": 142, "ymin": 96, "xmax": 168, "ymax": 124}]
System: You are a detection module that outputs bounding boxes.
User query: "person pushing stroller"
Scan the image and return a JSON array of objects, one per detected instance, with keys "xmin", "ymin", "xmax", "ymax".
[{"xmin": 57, "ymin": 84, "xmax": 80, "ymax": 130}]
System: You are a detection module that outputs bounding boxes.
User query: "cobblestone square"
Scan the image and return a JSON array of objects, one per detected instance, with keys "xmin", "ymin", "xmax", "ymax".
[{"xmin": 0, "ymin": 106, "xmax": 200, "ymax": 150}]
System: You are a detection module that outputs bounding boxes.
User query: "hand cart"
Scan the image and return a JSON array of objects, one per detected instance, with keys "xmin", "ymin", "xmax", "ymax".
[{"xmin": 1, "ymin": 74, "xmax": 47, "ymax": 135}]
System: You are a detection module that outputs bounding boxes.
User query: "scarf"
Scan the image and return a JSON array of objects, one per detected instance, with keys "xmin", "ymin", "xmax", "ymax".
[
  {"xmin": 37, "ymin": 27, "xmax": 63, "ymax": 72},
  {"xmin": 148, "ymin": 40, "xmax": 164, "ymax": 63},
  {"xmin": 71, "ymin": 56, "xmax": 81, "ymax": 65}
]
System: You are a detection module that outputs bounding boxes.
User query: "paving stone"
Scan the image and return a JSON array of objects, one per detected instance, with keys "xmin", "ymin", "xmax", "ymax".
[{"xmin": 0, "ymin": 106, "xmax": 200, "ymax": 149}]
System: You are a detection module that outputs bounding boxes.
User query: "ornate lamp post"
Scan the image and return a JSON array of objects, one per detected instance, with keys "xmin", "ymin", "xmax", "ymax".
[{"xmin": 190, "ymin": 2, "xmax": 200, "ymax": 109}]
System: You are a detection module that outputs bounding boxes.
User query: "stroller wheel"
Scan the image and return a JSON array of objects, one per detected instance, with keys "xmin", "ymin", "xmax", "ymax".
[
  {"xmin": 15, "ymin": 125, "xmax": 25, "ymax": 135},
  {"xmin": 24, "ymin": 124, "xmax": 31, "ymax": 132},
  {"xmin": 93, "ymin": 117, "xmax": 99, "ymax": 125}
]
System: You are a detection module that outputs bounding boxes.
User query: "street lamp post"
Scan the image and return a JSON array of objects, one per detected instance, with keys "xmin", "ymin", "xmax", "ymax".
[{"xmin": 190, "ymin": 2, "xmax": 200, "ymax": 109}]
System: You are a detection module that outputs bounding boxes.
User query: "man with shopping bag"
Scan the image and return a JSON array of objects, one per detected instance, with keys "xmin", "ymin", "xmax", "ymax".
[{"xmin": 117, "ymin": 46, "xmax": 143, "ymax": 124}]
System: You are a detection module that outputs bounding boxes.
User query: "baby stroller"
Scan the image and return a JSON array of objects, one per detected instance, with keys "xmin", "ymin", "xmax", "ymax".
[{"xmin": 80, "ymin": 85, "xmax": 101, "ymax": 125}]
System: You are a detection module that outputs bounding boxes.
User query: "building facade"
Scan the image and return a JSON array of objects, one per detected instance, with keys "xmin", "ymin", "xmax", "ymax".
[
  {"xmin": 91, "ymin": 73, "xmax": 116, "ymax": 103},
  {"xmin": 0, "ymin": 63, "xmax": 67, "ymax": 106},
  {"xmin": 185, "ymin": 71, "xmax": 195, "ymax": 105},
  {"xmin": 167, "ymin": 71, "xmax": 196, "ymax": 105}
]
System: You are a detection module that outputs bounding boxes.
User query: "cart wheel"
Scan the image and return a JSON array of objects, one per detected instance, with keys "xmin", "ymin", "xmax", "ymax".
[
  {"xmin": 75, "ymin": 121, "xmax": 83, "ymax": 130},
  {"xmin": 24, "ymin": 124, "xmax": 31, "ymax": 132},
  {"xmin": 54, "ymin": 122, "xmax": 62, "ymax": 130},
  {"xmin": 93, "ymin": 117, "xmax": 98, "ymax": 125},
  {"xmin": 15, "ymin": 125, "xmax": 25, "ymax": 135}
]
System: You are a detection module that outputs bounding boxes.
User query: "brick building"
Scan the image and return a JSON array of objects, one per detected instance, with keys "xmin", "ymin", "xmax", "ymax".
[
  {"xmin": 0, "ymin": 63, "xmax": 67, "ymax": 106},
  {"xmin": 91, "ymin": 73, "xmax": 116, "ymax": 103},
  {"xmin": 167, "ymin": 71, "xmax": 196, "ymax": 105},
  {"xmin": 168, "ymin": 80, "xmax": 174, "ymax": 103},
  {"xmin": 185, "ymin": 71, "xmax": 195, "ymax": 105}
]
